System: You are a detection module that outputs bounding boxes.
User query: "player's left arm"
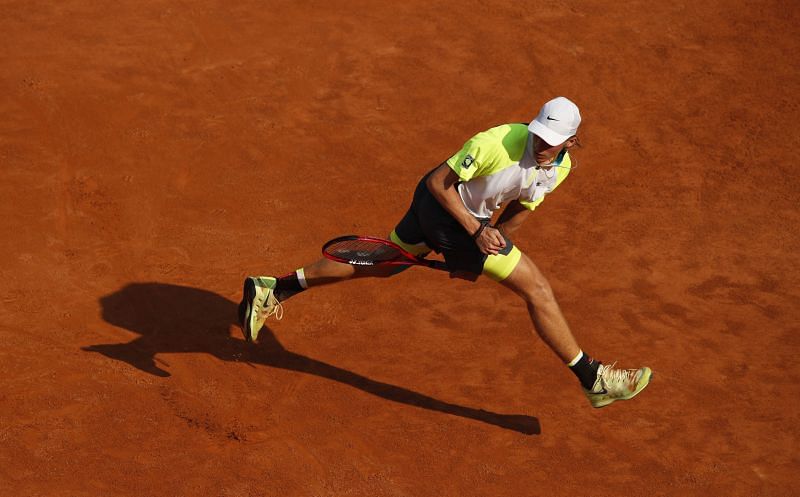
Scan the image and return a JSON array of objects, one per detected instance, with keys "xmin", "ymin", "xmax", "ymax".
[{"xmin": 494, "ymin": 200, "xmax": 530, "ymax": 237}]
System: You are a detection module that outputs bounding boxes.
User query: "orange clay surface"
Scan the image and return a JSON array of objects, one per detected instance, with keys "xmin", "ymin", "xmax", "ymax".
[{"xmin": 2, "ymin": 1, "xmax": 799, "ymax": 496}]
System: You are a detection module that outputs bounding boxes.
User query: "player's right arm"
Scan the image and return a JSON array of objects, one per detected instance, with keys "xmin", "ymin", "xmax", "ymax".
[{"xmin": 425, "ymin": 163, "xmax": 505, "ymax": 255}]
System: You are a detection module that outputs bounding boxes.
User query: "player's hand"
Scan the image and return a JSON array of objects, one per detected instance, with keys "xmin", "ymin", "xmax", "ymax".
[{"xmin": 475, "ymin": 226, "xmax": 506, "ymax": 255}]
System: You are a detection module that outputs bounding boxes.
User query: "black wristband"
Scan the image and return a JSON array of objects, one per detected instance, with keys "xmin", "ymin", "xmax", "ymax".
[{"xmin": 472, "ymin": 220, "xmax": 490, "ymax": 240}]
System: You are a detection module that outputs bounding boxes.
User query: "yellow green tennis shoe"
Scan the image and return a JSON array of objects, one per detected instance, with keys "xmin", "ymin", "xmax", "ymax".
[
  {"xmin": 584, "ymin": 363, "xmax": 652, "ymax": 408},
  {"xmin": 238, "ymin": 276, "xmax": 283, "ymax": 342}
]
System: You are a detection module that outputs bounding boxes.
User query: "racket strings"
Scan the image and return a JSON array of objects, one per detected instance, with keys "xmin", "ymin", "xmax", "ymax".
[{"xmin": 328, "ymin": 240, "xmax": 401, "ymax": 263}]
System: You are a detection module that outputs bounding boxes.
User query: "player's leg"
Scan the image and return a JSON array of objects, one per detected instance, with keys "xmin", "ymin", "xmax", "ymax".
[
  {"xmin": 300, "ymin": 229, "xmax": 430, "ymax": 286},
  {"xmin": 289, "ymin": 197, "xmax": 431, "ymax": 294},
  {"xmin": 441, "ymin": 237, "xmax": 577, "ymax": 358},
  {"xmin": 295, "ymin": 253, "xmax": 397, "ymax": 287},
  {"xmin": 239, "ymin": 235, "xmax": 426, "ymax": 342},
  {"xmin": 488, "ymin": 250, "xmax": 580, "ymax": 361},
  {"xmin": 239, "ymin": 244, "xmax": 418, "ymax": 343},
  {"xmin": 484, "ymin": 248, "xmax": 652, "ymax": 408},
  {"xmin": 288, "ymin": 173, "xmax": 434, "ymax": 291},
  {"xmin": 240, "ymin": 191, "xmax": 431, "ymax": 341},
  {"xmin": 279, "ymin": 174, "xmax": 433, "ymax": 292}
]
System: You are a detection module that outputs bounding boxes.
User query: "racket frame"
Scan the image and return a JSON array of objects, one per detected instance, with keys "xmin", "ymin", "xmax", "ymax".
[{"xmin": 322, "ymin": 235, "xmax": 448, "ymax": 271}]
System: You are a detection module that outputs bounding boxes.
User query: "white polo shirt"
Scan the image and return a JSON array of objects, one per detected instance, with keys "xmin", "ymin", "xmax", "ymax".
[{"xmin": 446, "ymin": 123, "xmax": 572, "ymax": 218}]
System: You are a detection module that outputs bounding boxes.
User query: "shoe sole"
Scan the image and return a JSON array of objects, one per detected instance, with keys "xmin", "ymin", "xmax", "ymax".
[
  {"xmin": 592, "ymin": 368, "xmax": 653, "ymax": 408},
  {"xmin": 238, "ymin": 277, "xmax": 257, "ymax": 342}
]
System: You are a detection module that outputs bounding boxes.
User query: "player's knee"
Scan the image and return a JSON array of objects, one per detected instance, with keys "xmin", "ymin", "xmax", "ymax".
[
  {"xmin": 522, "ymin": 278, "xmax": 556, "ymax": 306},
  {"xmin": 510, "ymin": 257, "xmax": 556, "ymax": 305}
]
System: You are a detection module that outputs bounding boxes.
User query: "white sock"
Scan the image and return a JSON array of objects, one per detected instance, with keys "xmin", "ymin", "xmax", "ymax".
[
  {"xmin": 296, "ymin": 268, "xmax": 309, "ymax": 289},
  {"xmin": 567, "ymin": 350, "xmax": 584, "ymax": 367}
]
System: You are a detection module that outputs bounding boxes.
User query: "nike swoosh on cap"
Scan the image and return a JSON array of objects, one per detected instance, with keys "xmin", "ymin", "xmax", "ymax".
[{"xmin": 546, "ymin": 116, "xmax": 559, "ymax": 121}]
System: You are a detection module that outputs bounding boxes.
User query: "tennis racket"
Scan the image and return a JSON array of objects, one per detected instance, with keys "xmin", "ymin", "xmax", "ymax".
[{"xmin": 322, "ymin": 235, "xmax": 448, "ymax": 271}]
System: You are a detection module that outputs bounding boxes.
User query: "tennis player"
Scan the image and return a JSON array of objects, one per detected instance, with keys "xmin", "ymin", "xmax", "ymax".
[{"xmin": 239, "ymin": 97, "xmax": 651, "ymax": 408}]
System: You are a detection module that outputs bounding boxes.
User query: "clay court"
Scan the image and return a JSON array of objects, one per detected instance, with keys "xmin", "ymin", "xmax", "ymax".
[{"xmin": 2, "ymin": 0, "xmax": 799, "ymax": 495}]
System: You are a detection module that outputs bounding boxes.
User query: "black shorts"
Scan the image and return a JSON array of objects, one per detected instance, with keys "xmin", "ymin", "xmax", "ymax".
[{"xmin": 393, "ymin": 171, "xmax": 514, "ymax": 275}]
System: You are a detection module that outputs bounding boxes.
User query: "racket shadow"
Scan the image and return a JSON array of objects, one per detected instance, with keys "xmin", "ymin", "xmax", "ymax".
[{"xmin": 82, "ymin": 282, "xmax": 540, "ymax": 436}]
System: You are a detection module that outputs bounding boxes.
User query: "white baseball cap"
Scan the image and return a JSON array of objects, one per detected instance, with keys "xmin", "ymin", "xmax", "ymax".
[{"xmin": 528, "ymin": 96, "xmax": 581, "ymax": 146}]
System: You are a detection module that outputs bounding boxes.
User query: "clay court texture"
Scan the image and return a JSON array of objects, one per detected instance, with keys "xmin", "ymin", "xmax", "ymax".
[{"xmin": 2, "ymin": 0, "xmax": 799, "ymax": 496}]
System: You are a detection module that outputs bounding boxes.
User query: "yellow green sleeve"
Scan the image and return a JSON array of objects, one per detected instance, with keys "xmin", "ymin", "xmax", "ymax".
[
  {"xmin": 446, "ymin": 141, "xmax": 483, "ymax": 182},
  {"xmin": 446, "ymin": 124, "xmax": 528, "ymax": 182}
]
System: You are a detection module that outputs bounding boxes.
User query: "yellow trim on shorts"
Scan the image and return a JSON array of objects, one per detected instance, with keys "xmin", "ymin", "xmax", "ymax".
[
  {"xmin": 482, "ymin": 245, "xmax": 522, "ymax": 281},
  {"xmin": 389, "ymin": 230, "xmax": 431, "ymax": 256}
]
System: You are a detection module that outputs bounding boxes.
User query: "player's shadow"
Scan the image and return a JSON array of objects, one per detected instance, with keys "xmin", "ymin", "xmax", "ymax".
[{"xmin": 82, "ymin": 283, "xmax": 540, "ymax": 435}]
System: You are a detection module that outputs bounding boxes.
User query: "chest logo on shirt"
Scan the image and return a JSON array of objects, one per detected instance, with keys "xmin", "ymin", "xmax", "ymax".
[{"xmin": 461, "ymin": 154, "xmax": 475, "ymax": 169}]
